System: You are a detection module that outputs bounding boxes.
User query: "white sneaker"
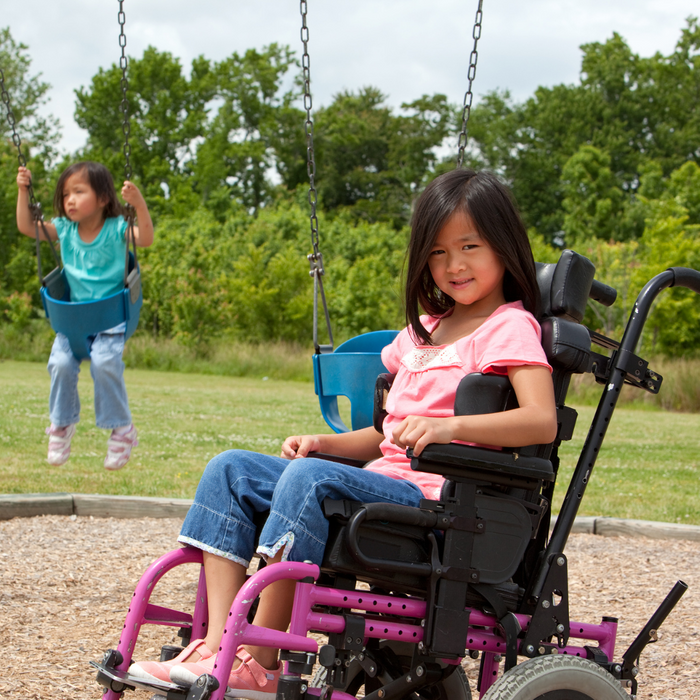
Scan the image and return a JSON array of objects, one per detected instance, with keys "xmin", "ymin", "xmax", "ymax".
[
  {"xmin": 46, "ymin": 424, "xmax": 76, "ymax": 466},
  {"xmin": 104, "ymin": 424, "xmax": 138, "ymax": 470}
]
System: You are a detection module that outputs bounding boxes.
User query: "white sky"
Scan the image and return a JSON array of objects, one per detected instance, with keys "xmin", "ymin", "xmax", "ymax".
[{"xmin": 3, "ymin": 0, "xmax": 698, "ymax": 155}]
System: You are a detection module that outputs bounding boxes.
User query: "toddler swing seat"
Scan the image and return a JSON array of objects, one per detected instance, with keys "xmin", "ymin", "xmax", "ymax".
[
  {"xmin": 37, "ymin": 220, "xmax": 142, "ymax": 361},
  {"xmin": 313, "ymin": 330, "xmax": 399, "ymax": 433}
]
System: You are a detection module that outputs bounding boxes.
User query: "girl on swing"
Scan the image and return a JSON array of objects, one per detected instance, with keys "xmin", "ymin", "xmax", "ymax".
[
  {"xmin": 130, "ymin": 169, "xmax": 557, "ymax": 698},
  {"xmin": 16, "ymin": 161, "xmax": 154, "ymax": 469}
]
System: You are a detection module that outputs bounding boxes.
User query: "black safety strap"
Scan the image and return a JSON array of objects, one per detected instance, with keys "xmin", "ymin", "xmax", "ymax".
[{"xmin": 471, "ymin": 583, "xmax": 520, "ymax": 671}]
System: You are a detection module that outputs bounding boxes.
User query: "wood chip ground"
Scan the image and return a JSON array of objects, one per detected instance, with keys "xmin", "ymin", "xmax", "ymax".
[{"xmin": 1, "ymin": 515, "xmax": 698, "ymax": 699}]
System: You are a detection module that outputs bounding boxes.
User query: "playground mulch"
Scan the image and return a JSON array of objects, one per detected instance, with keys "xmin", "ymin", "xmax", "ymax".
[{"xmin": 1, "ymin": 514, "xmax": 698, "ymax": 700}]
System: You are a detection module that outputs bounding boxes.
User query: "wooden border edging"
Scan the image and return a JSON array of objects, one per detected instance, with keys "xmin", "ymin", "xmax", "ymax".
[
  {"xmin": 1, "ymin": 494, "xmax": 700, "ymax": 542},
  {"xmin": 0, "ymin": 493, "xmax": 193, "ymax": 520},
  {"xmin": 549, "ymin": 514, "xmax": 700, "ymax": 541}
]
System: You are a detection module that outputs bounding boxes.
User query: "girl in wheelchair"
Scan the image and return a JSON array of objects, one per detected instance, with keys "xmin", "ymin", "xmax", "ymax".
[{"xmin": 129, "ymin": 168, "xmax": 558, "ymax": 699}]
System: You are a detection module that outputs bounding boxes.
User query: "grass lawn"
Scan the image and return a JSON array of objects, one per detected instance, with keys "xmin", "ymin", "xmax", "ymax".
[
  {"xmin": 1, "ymin": 360, "xmax": 698, "ymax": 525},
  {"xmin": 0, "ymin": 360, "xmax": 329, "ymax": 499}
]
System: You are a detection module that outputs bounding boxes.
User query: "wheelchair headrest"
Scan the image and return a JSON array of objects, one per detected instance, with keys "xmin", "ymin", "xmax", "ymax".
[{"xmin": 536, "ymin": 250, "xmax": 595, "ymax": 323}]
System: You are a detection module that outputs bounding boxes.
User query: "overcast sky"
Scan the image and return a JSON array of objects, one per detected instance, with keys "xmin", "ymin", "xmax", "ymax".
[{"xmin": 3, "ymin": 0, "xmax": 699, "ymax": 155}]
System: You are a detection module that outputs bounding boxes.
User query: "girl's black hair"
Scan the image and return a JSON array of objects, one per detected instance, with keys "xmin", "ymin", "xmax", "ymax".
[
  {"xmin": 53, "ymin": 161, "xmax": 123, "ymax": 219},
  {"xmin": 405, "ymin": 169, "xmax": 540, "ymax": 345}
]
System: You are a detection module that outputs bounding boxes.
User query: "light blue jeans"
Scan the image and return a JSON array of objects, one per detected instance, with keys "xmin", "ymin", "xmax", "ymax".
[
  {"xmin": 48, "ymin": 331, "xmax": 132, "ymax": 430},
  {"xmin": 178, "ymin": 450, "xmax": 425, "ymax": 567}
]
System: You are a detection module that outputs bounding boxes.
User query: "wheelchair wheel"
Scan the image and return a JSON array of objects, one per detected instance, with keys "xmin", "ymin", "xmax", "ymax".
[
  {"xmin": 481, "ymin": 655, "xmax": 628, "ymax": 699},
  {"xmin": 311, "ymin": 640, "xmax": 472, "ymax": 700}
]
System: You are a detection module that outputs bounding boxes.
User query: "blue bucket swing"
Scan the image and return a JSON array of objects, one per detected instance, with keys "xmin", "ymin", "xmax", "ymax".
[
  {"xmin": 308, "ymin": 250, "xmax": 398, "ymax": 434},
  {"xmin": 36, "ymin": 214, "xmax": 143, "ymax": 361}
]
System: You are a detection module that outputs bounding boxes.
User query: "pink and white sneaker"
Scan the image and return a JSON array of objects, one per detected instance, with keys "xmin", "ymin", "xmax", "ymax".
[
  {"xmin": 170, "ymin": 649, "xmax": 280, "ymax": 700},
  {"xmin": 104, "ymin": 424, "xmax": 138, "ymax": 470},
  {"xmin": 46, "ymin": 424, "xmax": 76, "ymax": 466},
  {"xmin": 129, "ymin": 638, "xmax": 215, "ymax": 684}
]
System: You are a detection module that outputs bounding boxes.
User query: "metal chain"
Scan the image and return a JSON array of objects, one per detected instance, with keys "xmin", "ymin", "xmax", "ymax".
[
  {"xmin": 300, "ymin": 0, "xmax": 319, "ymax": 256},
  {"xmin": 117, "ymin": 0, "xmax": 133, "ymax": 185},
  {"xmin": 0, "ymin": 66, "xmax": 42, "ymax": 216},
  {"xmin": 456, "ymin": 0, "xmax": 483, "ymax": 168},
  {"xmin": 299, "ymin": 0, "xmax": 332, "ymax": 352},
  {"xmin": 117, "ymin": 0, "xmax": 136, "ymax": 237}
]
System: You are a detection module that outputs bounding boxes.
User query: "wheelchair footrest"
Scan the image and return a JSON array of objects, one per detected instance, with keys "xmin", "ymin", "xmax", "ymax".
[{"xmin": 90, "ymin": 659, "xmax": 190, "ymax": 697}]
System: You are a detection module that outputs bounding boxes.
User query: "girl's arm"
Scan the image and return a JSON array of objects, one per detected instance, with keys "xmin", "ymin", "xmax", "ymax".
[
  {"xmin": 16, "ymin": 167, "xmax": 58, "ymax": 241},
  {"xmin": 393, "ymin": 364, "xmax": 558, "ymax": 457},
  {"xmin": 281, "ymin": 426, "xmax": 384, "ymax": 462},
  {"xmin": 121, "ymin": 181, "xmax": 154, "ymax": 247}
]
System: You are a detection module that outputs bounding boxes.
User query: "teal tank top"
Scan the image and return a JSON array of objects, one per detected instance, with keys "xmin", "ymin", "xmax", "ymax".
[{"xmin": 53, "ymin": 216, "xmax": 129, "ymax": 303}]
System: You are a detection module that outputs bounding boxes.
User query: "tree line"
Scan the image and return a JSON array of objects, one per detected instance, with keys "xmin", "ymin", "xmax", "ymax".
[{"xmin": 1, "ymin": 19, "xmax": 699, "ymax": 356}]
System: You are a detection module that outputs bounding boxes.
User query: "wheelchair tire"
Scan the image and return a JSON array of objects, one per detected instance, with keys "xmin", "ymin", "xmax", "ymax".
[
  {"xmin": 481, "ymin": 655, "xmax": 628, "ymax": 700},
  {"xmin": 311, "ymin": 640, "xmax": 472, "ymax": 700}
]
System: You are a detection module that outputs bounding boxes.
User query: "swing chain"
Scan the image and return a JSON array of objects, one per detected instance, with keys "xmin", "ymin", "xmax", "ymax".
[
  {"xmin": 0, "ymin": 66, "xmax": 43, "ymax": 222},
  {"xmin": 117, "ymin": 0, "xmax": 139, "ymax": 285},
  {"xmin": 300, "ymin": 0, "xmax": 320, "ymax": 260},
  {"xmin": 117, "ymin": 0, "xmax": 134, "ymax": 224},
  {"xmin": 456, "ymin": 0, "xmax": 483, "ymax": 168},
  {"xmin": 299, "ymin": 0, "xmax": 333, "ymax": 353}
]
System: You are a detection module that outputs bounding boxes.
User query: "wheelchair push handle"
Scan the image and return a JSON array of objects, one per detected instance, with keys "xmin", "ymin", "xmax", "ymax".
[{"xmin": 668, "ymin": 266, "xmax": 700, "ymax": 294}]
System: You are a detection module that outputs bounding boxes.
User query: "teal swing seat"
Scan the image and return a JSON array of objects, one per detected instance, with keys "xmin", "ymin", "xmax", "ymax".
[
  {"xmin": 313, "ymin": 330, "xmax": 399, "ymax": 433},
  {"xmin": 40, "ymin": 260, "xmax": 142, "ymax": 362},
  {"xmin": 37, "ymin": 219, "xmax": 143, "ymax": 362}
]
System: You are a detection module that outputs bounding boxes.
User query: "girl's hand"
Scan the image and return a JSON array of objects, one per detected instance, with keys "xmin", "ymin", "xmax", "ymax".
[
  {"xmin": 392, "ymin": 415, "xmax": 455, "ymax": 457},
  {"xmin": 121, "ymin": 180, "xmax": 145, "ymax": 206},
  {"xmin": 17, "ymin": 166, "xmax": 32, "ymax": 190},
  {"xmin": 281, "ymin": 434, "xmax": 323, "ymax": 459}
]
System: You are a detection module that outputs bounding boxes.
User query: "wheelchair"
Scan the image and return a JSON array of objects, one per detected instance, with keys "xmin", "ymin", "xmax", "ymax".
[{"xmin": 92, "ymin": 249, "xmax": 694, "ymax": 700}]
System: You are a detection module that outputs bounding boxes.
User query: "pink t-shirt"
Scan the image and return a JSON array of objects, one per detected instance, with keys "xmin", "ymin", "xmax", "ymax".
[{"xmin": 364, "ymin": 301, "xmax": 551, "ymax": 500}]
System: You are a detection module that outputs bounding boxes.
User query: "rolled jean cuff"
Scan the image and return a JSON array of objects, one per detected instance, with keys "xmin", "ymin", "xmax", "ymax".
[
  {"xmin": 257, "ymin": 531, "xmax": 295, "ymax": 564},
  {"xmin": 179, "ymin": 500, "xmax": 258, "ymax": 565},
  {"xmin": 177, "ymin": 536, "xmax": 251, "ymax": 568}
]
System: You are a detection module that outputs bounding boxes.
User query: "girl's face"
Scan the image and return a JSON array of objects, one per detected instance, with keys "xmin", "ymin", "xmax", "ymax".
[
  {"xmin": 428, "ymin": 209, "xmax": 506, "ymax": 314},
  {"xmin": 62, "ymin": 171, "xmax": 105, "ymax": 222}
]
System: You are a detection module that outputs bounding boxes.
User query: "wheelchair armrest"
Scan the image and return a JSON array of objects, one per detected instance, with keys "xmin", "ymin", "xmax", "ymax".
[
  {"xmin": 307, "ymin": 452, "xmax": 367, "ymax": 469},
  {"xmin": 454, "ymin": 373, "xmax": 517, "ymax": 415},
  {"xmin": 410, "ymin": 443, "xmax": 554, "ymax": 487}
]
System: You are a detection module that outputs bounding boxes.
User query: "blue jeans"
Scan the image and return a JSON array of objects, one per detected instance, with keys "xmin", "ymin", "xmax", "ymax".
[
  {"xmin": 48, "ymin": 331, "xmax": 132, "ymax": 430},
  {"xmin": 178, "ymin": 450, "xmax": 425, "ymax": 567}
]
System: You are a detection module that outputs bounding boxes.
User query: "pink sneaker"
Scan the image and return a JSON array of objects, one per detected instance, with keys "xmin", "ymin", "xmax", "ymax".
[
  {"xmin": 170, "ymin": 649, "xmax": 280, "ymax": 700},
  {"xmin": 104, "ymin": 424, "xmax": 138, "ymax": 470},
  {"xmin": 129, "ymin": 638, "xmax": 215, "ymax": 684},
  {"xmin": 46, "ymin": 424, "xmax": 76, "ymax": 466}
]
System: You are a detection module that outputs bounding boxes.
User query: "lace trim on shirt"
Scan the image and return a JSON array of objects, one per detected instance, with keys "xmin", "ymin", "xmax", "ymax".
[{"xmin": 402, "ymin": 344, "xmax": 462, "ymax": 371}]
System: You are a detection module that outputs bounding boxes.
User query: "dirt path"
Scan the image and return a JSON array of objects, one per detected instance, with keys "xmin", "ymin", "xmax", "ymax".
[{"xmin": 1, "ymin": 515, "xmax": 698, "ymax": 699}]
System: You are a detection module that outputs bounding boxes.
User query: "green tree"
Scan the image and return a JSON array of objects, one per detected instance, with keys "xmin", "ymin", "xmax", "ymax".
[
  {"xmin": 0, "ymin": 27, "xmax": 60, "ymax": 157},
  {"xmin": 468, "ymin": 17, "xmax": 700, "ymax": 243},
  {"xmin": 75, "ymin": 46, "xmax": 216, "ymax": 217},
  {"xmin": 561, "ymin": 145, "xmax": 624, "ymax": 245},
  {"xmin": 574, "ymin": 162, "xmax": 700, "ymax": 355},
  {"xmin": 0, "ymin": 28, "xmax": 61, "ymax": 305},
  {"xmin": 314, "ymin": 88, "xmax": 452, "ymax": 227},
  {"xmin": 193, "ymin": 44, "xmax": 299, "ymax": 216}
]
